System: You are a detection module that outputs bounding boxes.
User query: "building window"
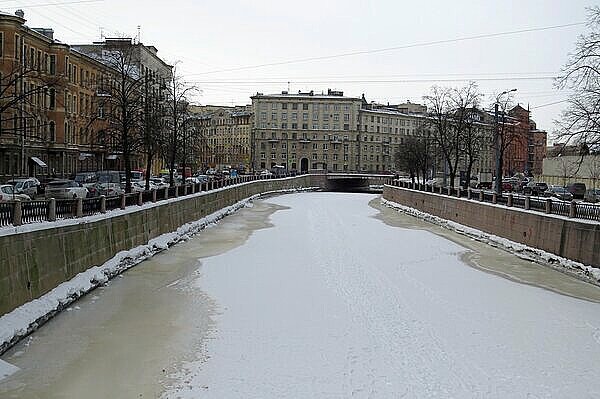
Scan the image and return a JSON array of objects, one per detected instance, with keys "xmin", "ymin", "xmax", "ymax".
[
  {"xmin": 282, "ymin": 112, "xmax": 287, "ymax": 120},
  {"xmin": 282, "ymin": 103, "xmax": 287, "ymax": 110},
  {"xmin": 303, "ymin": 113, "xmax": 308, "ymax": 121},
  {"xmin": 281, "ymin": 123, "xmax": 288, "ymax": 129},
  {"xmin": 260, "ymin": 152, "xmax": 266, "ymax": 160},
  {"xmin": 302, "ymin": 123, "xmax": 308, "ymax": 129},
  {"xmin": 271, "ymin": 153, "xmax": 276, "ymax": 160},
  {"xmin": 292, "ymin": 103, "xmax": 298, "ymax": 110},
  {"xmin": 303, "ymin": 103, "xmax": 308, "ymax": 110},
  {"xmin": 323, "ymin": 143, "xmax": 328, "ymax": 150},
  {"xmin": 312, "ymin": 153, "xmax": 317, "ymax": 160}
]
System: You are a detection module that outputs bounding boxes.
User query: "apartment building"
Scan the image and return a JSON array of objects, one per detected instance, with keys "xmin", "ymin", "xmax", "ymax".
[
  {"xmin": 0, "ymin": 10, "xmax": 118, "ymax": 178},
  {"xmin": 188, "ymin": 105, "xmax": 253, "ymax": 171},
  {"xmin": 251, "ymin": 90, "xmax": 363, "ymax": 172},
  {"xmin": 0, "ymin": 10, "xmax": 173, "ymax": 179},
  {"xmin": 357, "ymin": 102, "xmax": 429, "ymax": 172}
]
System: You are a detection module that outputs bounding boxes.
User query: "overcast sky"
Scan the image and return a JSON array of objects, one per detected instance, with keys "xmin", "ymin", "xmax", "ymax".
[{"xmin": 5, "ymin": 0, "xmax": 596, "ymax": 141}]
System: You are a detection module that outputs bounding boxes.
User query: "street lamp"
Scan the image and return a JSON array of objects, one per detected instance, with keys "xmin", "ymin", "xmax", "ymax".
[{"xmin": 493, "ymin": 88, "xmax": 517, "ymax": 194}]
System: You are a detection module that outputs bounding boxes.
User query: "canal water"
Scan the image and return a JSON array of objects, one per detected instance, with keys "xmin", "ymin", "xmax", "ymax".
[{"xmin": 1, "ymin": 192, "xmax": 600, "ymax": 398}]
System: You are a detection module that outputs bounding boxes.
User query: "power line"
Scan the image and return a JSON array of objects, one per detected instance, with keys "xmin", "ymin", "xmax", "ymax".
[
  {"xmin": 188, "ymin": 76, "xmax": 556, "ymax": 85},
  {"xmin": 532, "ymin": 99, "xmax": 569, "ymax": 109},
  {"xmin": 1, "ymin": 0, "xmax": 102, "ymax": 8},
  {"xmin": 186, "ymin": 22, "xmax": 584, "ymax": 76}
]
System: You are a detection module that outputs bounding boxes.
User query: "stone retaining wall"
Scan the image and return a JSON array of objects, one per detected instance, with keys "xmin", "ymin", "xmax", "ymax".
[
  {"xmin": 0, "ymin": 175, "xmax": 324, "ymax": 316},
  {"xmin": 383, "ymin": 185, "xmax": 600, "ymax": 268}
]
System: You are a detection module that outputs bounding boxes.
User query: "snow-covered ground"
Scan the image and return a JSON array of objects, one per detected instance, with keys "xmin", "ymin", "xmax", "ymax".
[{"xmin": 163, "ymin": 192, "xmax": 600, "ymax": 398}]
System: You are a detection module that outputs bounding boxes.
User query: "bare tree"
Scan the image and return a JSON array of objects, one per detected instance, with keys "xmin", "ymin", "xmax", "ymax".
[
  {"xmin": 557, "ymin": 156, "xmax": 577, "ymax": 186},
  {"xmin": 164, "ymin": 68, "xmax": 198, "ymax": 186},
  {"xmin": 0, "ymin": 58, "xmax": 63, "ymax": 174},
  {"xmin": 394, "ymin": 133, "xmax": 432, "ymax": 184},
  {"xmin": 141, "ymin": 74, "xmax": 168, "ymax": 190},
  {"xmin": 449, "ymin": 82, "xmax": 483, "ymax": 188},
  {"xmin": 555, "ymin": 6, "xmax": 600, "ymax": 150},
  {"xmin": 423, "ymin": 86, "xmax": 460, "ymax": 187},
  {"xmin": 95, "ymin": 43, "xmax": 145, "ymax": 193}
]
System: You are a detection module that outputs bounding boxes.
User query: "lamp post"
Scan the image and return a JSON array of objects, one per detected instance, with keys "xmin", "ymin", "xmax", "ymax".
[{"xmin": 493, "ymin": 88, "xmax": 517, "ymax": 194}]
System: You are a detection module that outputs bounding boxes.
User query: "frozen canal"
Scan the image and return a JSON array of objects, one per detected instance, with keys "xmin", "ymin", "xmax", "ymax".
[{"xmin": 2, "ymin": 192, "xmax": 600, "ymax": 398}]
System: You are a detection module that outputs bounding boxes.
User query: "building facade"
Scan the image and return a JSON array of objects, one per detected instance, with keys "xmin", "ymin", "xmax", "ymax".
[
  {"xmin": 251, "ymin": 90, "xmax": 364, "ymax": 172},
  {"xmin": 0, "ymin": 11, "xmax": 172, "ymax": 180},
  {"xmin": 189, "ymin": 105, "xmax": 252, "ymax": 172}
]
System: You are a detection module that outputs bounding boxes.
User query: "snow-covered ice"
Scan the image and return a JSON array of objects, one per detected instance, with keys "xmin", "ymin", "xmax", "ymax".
[
  {"xmin": 0, "ymin": 187, "xmax": 316, "ymax": 356},
  {"xmin": 164, "ymin": 192, "xmax": 600, "ymax": 399}
]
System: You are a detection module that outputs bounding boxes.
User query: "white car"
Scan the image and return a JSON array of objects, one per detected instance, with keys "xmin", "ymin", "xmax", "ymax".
[
  {"xmin": 0, "ymin": 184, "xmax": 30, "ymax": 201},
  {"xmin": 150, "ymin": 177, "xmax": 169, "ymax": 189},
  {"xmin": 44, "ymin": 180, "xmax": 88, "ymax": 199},
  {"xmin": 131, "ymin": 181, "xmax": 158, "ymax": 192}
]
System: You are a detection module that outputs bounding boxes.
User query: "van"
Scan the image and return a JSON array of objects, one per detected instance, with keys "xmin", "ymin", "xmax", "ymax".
[{"xmin": 567, "ymin": 182, "xmax": 586, "ymax": 199}]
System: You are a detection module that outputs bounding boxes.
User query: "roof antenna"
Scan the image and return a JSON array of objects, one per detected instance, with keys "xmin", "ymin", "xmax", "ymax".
[
  {"xmin": 287, "ymin": 81, "xmax": 290, "ymax": 93},
  {"xmin": 137, "ymin": 25, "xmax": 141, "ymax": 43},
  {"xmin": 99, "ymin": 27, "xmax": 104, "ymax": 40}
]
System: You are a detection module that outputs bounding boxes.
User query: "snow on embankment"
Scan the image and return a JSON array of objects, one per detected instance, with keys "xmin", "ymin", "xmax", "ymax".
[
  {"xmin": 382, "ymin": 198, "xmax": 600, "ymax": 285},
  {"xmin": 0, "ymin": 188, "xmax": 316, "ymax": 355}
]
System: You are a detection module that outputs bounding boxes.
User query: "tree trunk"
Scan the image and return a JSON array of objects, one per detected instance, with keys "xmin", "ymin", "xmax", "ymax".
[{"xmin": 145, "ymin": 152, "xmax": 153, "ymax": 191}]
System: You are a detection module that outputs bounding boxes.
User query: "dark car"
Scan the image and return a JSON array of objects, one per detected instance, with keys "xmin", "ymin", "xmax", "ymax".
[
  {"xmin": 523, "ymin": 181, "xmax": 548, "ymax": 196},
  {"xmin": 567, "ymin": 183, "xmax": 586, "ymax": 199},
  {"xmin": 584, "ymin": 188, "xmax": 600, "ymax": 203},
  {"xmin": 545, "ymin": 185, "xmax": 574, "ymax": 201}
]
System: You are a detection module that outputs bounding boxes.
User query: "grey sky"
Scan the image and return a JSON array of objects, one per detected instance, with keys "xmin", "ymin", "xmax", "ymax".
[{"xmin": 6, "ymin": 0, "xmax": 596, "ymax": 139}]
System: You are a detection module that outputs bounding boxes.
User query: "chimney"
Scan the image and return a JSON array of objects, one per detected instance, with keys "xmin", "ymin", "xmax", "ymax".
[{"xmin": 15, "ymin": 9, "xmax": 25, "ymax": 18}]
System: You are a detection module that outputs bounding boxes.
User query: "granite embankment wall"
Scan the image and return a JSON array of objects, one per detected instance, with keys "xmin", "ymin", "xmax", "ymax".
[
  {"xmin": 384, "ymin": 185, "xmax": 600, "ymax": 268},
  {"xmin": 0, "ymin": 175, "xmax": 325, "ymax": 316}
]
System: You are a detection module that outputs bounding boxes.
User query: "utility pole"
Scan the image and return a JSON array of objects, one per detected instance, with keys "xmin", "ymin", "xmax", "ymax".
[
  {"xmin": 19, "ymin": 36, "xmax": 25, "ymax": 176},
  {"xmin": 493, "ymin": 102, "xmax": 502, "ymax": 194},
  {"xmin": 493, "ymin": 89, "xmax": 516, "ymax": 195}
]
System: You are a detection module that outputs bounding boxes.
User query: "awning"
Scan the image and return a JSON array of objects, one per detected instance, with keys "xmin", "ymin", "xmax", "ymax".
[
  {"xmin": 106, "ymin": 154, "xmax": 118, "ymax": 160},
  {"xmin": 30, "ymin": 156, "xmax": 48, "ymax": 168}
]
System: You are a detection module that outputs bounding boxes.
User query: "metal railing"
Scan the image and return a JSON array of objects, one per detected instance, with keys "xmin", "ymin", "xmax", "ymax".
[
  {"xmin": 1, "ymin": 172, "xmax": 307, "ymax": 227},
  {"xmin": 390, "ymin": 180, "xmax": 600, "ymax": 222}
]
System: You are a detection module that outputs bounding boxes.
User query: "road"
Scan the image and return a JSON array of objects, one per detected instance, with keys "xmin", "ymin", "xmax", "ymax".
[{"xmin": 1, "ymin": 192, "xmax": 600, "ymax": 398}]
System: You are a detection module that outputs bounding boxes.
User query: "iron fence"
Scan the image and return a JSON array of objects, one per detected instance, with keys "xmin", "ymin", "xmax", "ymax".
[
  {"xmin": 1, "ymin": 173, "xmax": 308, "ymax": 226},
  {"xmin": 82, "ymin": 197, "xmax": 102, "ymax": 216},
  {"xmin": 391, "ymin": 180, "xmax": 600, "ymax": 222},
  {"xmin": 105, "ymin": 196, "xmax": 121, "ymax": 211},
  {"xmin": 55, "ymin": 199, "xmax": 76, "ymax": 219},
  {"xmin": 21, "ymin": 200, "xmax": 48, "ymax": 223},
  {"xmin": 0, "ymin": 202, "xmax": 14, "ymax": 227},
  {"xmin": 577, "ymin": 202, "xmax": 600, "ymax": 221}
]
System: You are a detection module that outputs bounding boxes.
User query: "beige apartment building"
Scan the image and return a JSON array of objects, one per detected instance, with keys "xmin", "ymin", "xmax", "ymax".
[
  {"xmin": 251, "ymin": 90, "xmax": 364, "ymax": 172},
  {"xmin": 189, "ymin": 105, "xmax": 252, "ymax": 171}
]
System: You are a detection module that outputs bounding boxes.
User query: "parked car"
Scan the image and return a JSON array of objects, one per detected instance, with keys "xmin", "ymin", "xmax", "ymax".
[
  {"xmin": 150, "ymin": 177, "xmax": 169, "ymax": 189},
  {"xmin": 0, "ymin": 184, "xmax": 30, "ymax": 201},
  {"xmin": 44, "ymin": 180, "xmax": 88, "ymax": 199},
  {"xmin": 566, "ymin": 182, "xmax": 586, "ymax": 200},
  {"xmin": 74, "ymin": 172, "xmax": 97, "ymax": 188},
  {"xmin": 584, "ymin": 188, "xmax": 600, "ymax": 203},
  {"xmin": 544, "ymin": 185, "xmax": 574, "ymax": 201},
  {"xmin": 425, "ymin": 177, "xmax": 445, "ymax": 188},
  {"xmin": 131, "ymin": 181, "xmax": 157, "ymax": 192},
  {"xmin": 260, "ymin": 170, "xmax": 273, "ymax": 176},
  {"xmin": 523, "ymin": 181, "xmax": 548, "ymax": 196},
  {"xmin": 93, "ymin": 182, "xmax": 124, "ymax": 197},
  {"xmin": 7, "ymin": 177, "xmax": 40, "ymax": 198}
]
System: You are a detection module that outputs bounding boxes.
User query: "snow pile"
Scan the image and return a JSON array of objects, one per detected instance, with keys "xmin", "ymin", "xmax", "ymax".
[
  {"xmin": 0, "ymin": 188, "xmax": 317, "ymax": 355},
  {"xmin": 381, "ymin": 198, "xmax": 600, "ymax": 284}
]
